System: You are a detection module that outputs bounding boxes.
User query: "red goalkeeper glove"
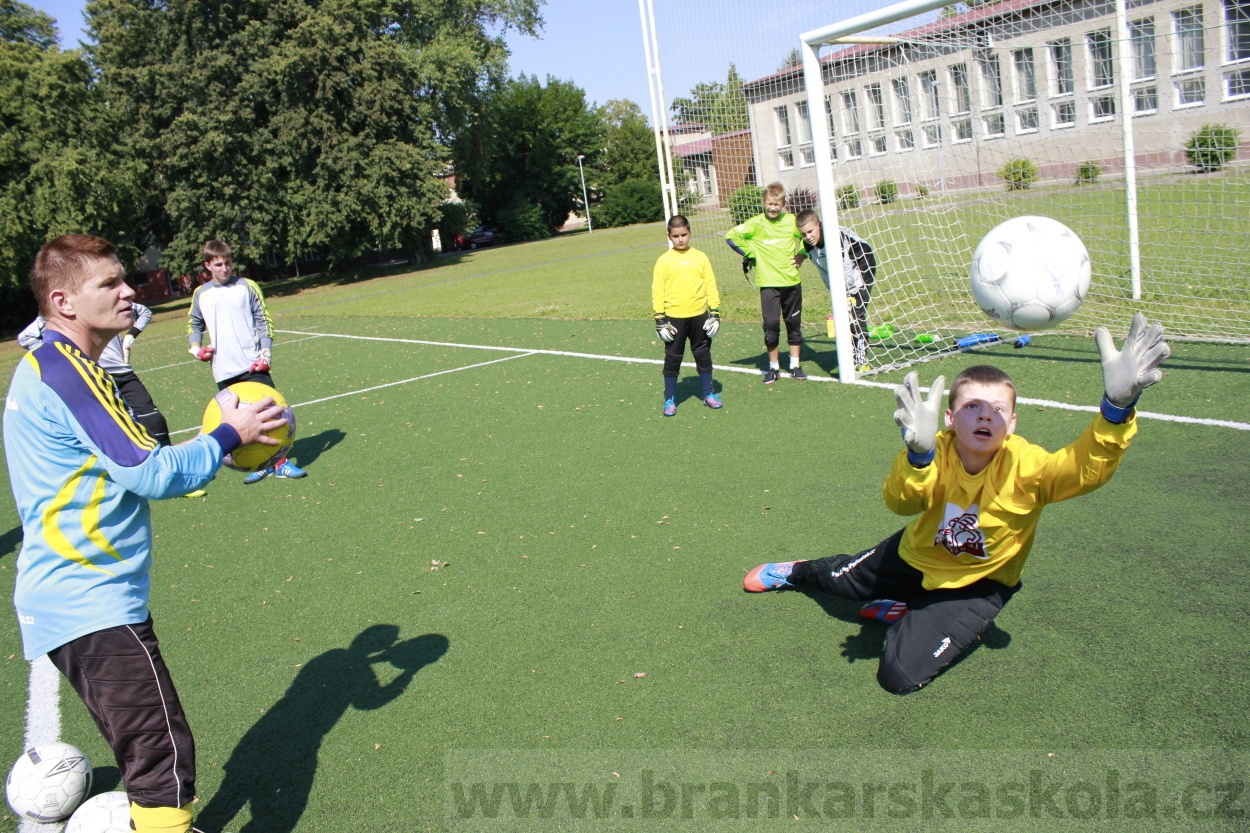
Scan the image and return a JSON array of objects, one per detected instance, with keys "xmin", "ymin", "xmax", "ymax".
[
  {"xmin": 191, "ymin": 346, "xmax": 215, "ymax": 361},
  {"xmin": 249, "ymin": 348, "xmax": 272, "ymax": 373}
]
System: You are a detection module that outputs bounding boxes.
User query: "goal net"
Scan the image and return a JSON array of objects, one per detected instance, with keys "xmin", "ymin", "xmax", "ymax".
[{"xmin": 642, "ymin": 0, "xmax": 1250, "ymax": 379}]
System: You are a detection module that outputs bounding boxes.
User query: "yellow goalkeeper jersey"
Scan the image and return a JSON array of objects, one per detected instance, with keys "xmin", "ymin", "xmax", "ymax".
[
  {"xmin": 884, "ymin": 415, "xmax": 1137, "ymax": 589},
  {"xmin": 652, "ymin": 246, "xmax": 721, "ymax": 318}
]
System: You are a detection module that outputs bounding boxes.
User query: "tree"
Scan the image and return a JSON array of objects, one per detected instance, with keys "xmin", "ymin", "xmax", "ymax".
[
  {"xmin": 669, "ymin": 63, "xmax": 749, "ymax": 136},
  {"xmin": 87, "ymin": 0, "xmax": 540, "ymax": 275},
  {"xmin": 778, "ymin": 48, "xmax": 801, "ymax": 72},
  {"xmin": 598, "ymin": 99, "xmax": 655, "ymax": 188},
  {"xmin": 0, "ymin": 3, "xmax": 143, "ymax": 325},
  {"xmin": 453, "ymin": 74, "xmax": 604, "ymax": 241}
]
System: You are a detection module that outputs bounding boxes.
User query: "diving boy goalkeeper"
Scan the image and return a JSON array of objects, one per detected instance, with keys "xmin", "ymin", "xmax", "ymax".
[{"xmin": 744, "ymin": 314, "xmax": 1170, "ymax": 693}]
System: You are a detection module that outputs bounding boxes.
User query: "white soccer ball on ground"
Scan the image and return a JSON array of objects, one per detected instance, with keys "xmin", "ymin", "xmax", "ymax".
[
  {"xmin": 970, "ymin": 215, "xmax": 1092, "ymax": 331},
  {"xmin": 66, "ymin": 791, "xmax": 132, "ymax": 833},
  {"xmin": 5, "ymin": 741, "xmax": 92, "ymax": 822}
]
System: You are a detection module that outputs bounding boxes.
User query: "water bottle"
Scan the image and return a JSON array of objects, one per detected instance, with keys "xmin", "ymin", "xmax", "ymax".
[
  {"xmin": 1012, "ymin": 335, "xmax": 1031, "ymax": 348},
  {"xmin": 914, "ymin": 334, "xmax": 936, "ymax": 344},
  {"xmin": 956, "ymin": 333, "xmax": 1001, "ymax": 350}
]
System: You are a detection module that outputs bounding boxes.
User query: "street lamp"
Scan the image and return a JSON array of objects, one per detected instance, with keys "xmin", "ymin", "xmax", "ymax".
[{"xmin": 576, "ymin": 154, "xmax": 592, "ymax": 234}]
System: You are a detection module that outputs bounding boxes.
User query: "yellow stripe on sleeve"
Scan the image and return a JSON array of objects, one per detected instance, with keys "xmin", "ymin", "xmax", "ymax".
[{"xmin": 56, "ymin": 344, "xmax": 157, "ymax": 452}]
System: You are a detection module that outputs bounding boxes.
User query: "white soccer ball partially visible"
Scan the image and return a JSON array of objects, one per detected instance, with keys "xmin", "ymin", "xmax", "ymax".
[
  {"xmin": 66, "ymin": 791, "xmax": 131, "ymax": 833},
  {"xmin": 970, "ymin": 215, "xmax": 1091, "ymax": 331},
  {"xmin": 5, "ymin": 742, "xmax": 92, "ymax": 822}
]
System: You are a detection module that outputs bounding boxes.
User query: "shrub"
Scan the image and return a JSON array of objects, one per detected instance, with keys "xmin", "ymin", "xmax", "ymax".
[
  {"xmin": 997, "ymin": 158, "xmax": 1039, "ymax": 191},
  {"xmin": 874, "ymin": 180, "xmax": 899, "ymax": 204},
  {"xmin": 916, "ymin": 183, "xmax": 930, "ymax": 198},
  {"xmin": 596, "ymin": 179, "xmax": 665, "ymax": 228},
  {"xmin": 1074, "ymin": 161, "xmax": 1101, "ymax": 185},
  {"xmin": 1185, "ymin": 124, "xmax": 1242, "ymax": 172},
  {"xmin": 496, "ymin": 200, "xmax": 550, "ymax": 242},
  {"xmin": 438, "ymin": 201, "xmax": 471, "ymax": 250},
  {"xmin": 727, "ymin": 184, "xmax": 765, "ymax": 225},
  {"xmin": 836, "ymin": 184, "xmax": 860, "ymax": 210},
  {"xmin": 785, "ymin": 187, "xmax": 818, "ymax": 214}
]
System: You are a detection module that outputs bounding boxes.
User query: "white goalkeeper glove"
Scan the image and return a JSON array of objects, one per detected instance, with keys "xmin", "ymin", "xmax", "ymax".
[
  {"xmin": 893, "ymin": 371, "xmax": 945, "ymax": 462},
  {"xmin": 122, "ymin": 333, "xmax": 136, "ymax": 365},
  {"xmin": 1095, "ymin": 312, "xmax": 1170, "ymax": 416},
  {"xmin": 654, "ymin": 314, "xmax": 677, "ymax": 343},
  {"xmin": 702, "ymin": 310, "xmax": 720, "ymax": 338}
]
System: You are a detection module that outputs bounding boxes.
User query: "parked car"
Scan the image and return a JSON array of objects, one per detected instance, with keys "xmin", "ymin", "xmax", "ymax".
[{"xmin": 464, "ymin": 226, "xmax": 504, "ymax": 249}]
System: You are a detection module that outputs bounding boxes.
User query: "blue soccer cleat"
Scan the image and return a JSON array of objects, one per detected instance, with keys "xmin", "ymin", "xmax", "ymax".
[
  {"xmin": 860, "ymin": 599, "xmax": 909, "ymax": 623},
  {"xmin": 243, "ymin": 468, "xmax": 271, "ymax": 485},
  {"xmin": 663, "ymin": 398, "xmax": 677, "ymax": 417},
  {"xmin": 275, "ymin": 460, "xmax": 307, "ymax": 479},
  {"xmin": 744, "ymin": 560, "xmax": 803, "ymax": 592},
  {"xmin": 704, "ymin": 393, "xmax": 723, "ymax": 409}
]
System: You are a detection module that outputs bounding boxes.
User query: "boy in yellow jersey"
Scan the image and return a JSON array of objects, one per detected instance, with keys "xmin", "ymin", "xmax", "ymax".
[
  {"xmin": 725, "ymin": 182, "xmax": 806, "ymax": 383},
  {"xmin": 653, "ymin": 215, "xmax": 722, "ymax": 416},
  {"xmin": 744, "ymin": 314, "xmax": 1170, "ymax": 693}
]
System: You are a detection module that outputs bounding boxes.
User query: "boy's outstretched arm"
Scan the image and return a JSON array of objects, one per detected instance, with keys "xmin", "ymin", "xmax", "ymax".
[
  {"xmin": 893, "ymin": 371, "xmax": 946, "ymax": 467},
  {"xmin": 1095, "ymin": 312, "xmax": 1170, "ymax": 422}
]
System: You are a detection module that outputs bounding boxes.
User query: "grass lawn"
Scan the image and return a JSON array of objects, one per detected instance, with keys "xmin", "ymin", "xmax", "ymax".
[{"xmin": 1, "ymin": 223, "xmax": 1247, "ymax": 832}]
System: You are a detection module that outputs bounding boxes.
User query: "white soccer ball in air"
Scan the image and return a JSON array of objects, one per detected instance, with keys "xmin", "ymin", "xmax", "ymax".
[
  {"xmin": 970, "ymin": 215, "xmax": 1091, "ymax": 331},
  {"xmin": 66, "ymin": 791, "xmax": 132, "ymax": 833},
  {"xmin": 5, "ymin": 741, "xmax": 92, "ymax": 822}
]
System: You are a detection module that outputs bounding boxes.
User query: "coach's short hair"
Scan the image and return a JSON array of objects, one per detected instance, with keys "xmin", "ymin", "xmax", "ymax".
[
  {"xmin": 764, "ymin": 182, "xmax": 786, "ymax": 200},
  {"xmin": 667, "ymin": 215, "xmax": 690, "ymax": 232},
  {"xmin": 948, "ymin": 364, "xmax": 1017, "ymax": 411},
  {"xmin": 795, "ymin": 209, "xmax": 820, "ymax": 226},
  {"xmin": 202, "ymin": 239, "xmax": 232, "ymax": 263},
  {"xmin": 30, "ymin": 235, "xmax": 119, "ymax": 318}
]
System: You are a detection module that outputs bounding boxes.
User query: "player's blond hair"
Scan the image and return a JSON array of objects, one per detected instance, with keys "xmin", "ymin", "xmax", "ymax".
[
  {"xmin": 764, "ymin": 182, "xmax": 786, "ymax": 201},
  {"xmin": 30, "ymin": 235, "xmax": 119, "ymax": 318},
  {"xmin": 948, "ymin": 365, "xmax": 1017, "ymax": 411}
]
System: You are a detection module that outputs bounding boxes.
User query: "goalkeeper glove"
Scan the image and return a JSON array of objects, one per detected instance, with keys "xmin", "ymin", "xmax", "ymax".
[
  {"xmin": 1095, "ymin": 312, "xmax": 1170, "ymax": 420},
  {"xmin": 191, "ymin": 345, "xmax": 216, "ymax": 362},
  {"xmin": 702, "ymin": 310, "xmax": 720, "ymax": 338},
  {"xmin": 249, "ymin": 347, "xmax": 272, "ymax": 374},
  {"xmin": 654, "ymin": 314, "xmax": 677, "ymax": 343},
  {"xmin": 741, "ymin": 255, "xmax": 756, "ymax": 277},
  {"xmin": 893, "ymin": 371, "xmax": 945, "ymax": 464},
  {"xmin": 122, "ymin": 333, "xmax": 136, "ymax": 365}
]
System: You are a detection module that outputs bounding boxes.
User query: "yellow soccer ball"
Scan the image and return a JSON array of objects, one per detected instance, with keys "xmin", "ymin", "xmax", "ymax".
[{"xmin": 201, "ymin": 381, "xmax": 295, "ymax": 472}]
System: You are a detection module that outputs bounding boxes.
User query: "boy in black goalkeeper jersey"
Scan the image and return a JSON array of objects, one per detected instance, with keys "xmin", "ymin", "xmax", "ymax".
[{"xmin": 744, "ymin": 314, "xmax": 1170, "ymax": 693}]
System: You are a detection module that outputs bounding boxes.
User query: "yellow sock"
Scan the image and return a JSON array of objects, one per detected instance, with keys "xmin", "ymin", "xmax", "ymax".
[{"xmin": 129, "ymin": 802, "xmax": 194, "ymax": 833}]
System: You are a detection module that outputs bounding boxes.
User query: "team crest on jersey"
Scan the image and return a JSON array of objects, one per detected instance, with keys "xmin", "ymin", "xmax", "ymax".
[{"xmin": 935, "ymin": 503, "xmax": 987, "ymax": 559}]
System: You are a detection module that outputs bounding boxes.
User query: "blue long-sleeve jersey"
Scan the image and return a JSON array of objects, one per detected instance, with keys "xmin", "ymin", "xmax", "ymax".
[{"xmin": 4, "ymin": 330, "xmax": 239, "ymax": 659}]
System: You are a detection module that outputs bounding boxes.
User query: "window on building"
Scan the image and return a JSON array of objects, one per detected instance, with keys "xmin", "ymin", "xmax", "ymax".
[
  {"xmin": 1174, "ymin": 6, "xmax": 1205, "ymax": 71},
  {"xmin": 950, "ymin": 63, "xmax": 972, "ymax": 113},
  {"xmin": 1225, "ymin": 0, "xmax": 1250, "ymax": 98},
  {"xmin": 983, "ymin": 112, "xmax": 1005, "ymax": 137},
  {"xmin": 846, "ymin": 138, "xmax": 863, "ymax": 159},
  {"xmin": 893, "ymin": 77, "xmax": 913, "ymax": 123},
  {"xmin": 1130, "ymin": 19, "xmax": 1157, "ymax": 79},
  {"xmin": 922, "ymin": 123, "xmax": 942, "ymax": 147},
  {"xmin": 1091, "ymin": 95, "xmax": 1116, "ymax": 120},
  {"xmin": 1017, "ymin": 107, "xmax": 1040, "ymax": 131},
  {"xmin": 919, "ymin": 70, "xmax": 941, "ymax": 119},
  {"xmin": 1133, "ymin": 87, "xmax": 1159, "ymax": 112},
  {"xmin": 1053, "ymin": 100, "xmax": 1076, "ymax": 126},
  {"xmin": 1013, "ymin": 48, "xmax": 1037, "ymax": 101},
  {"xmin": 842, "ymin": 90, "xmax": 861, "ymax": 135},
  {"xmin": 1176, "ymin": 76, "xmax": 1206, "ymax": 105},
  {"xmin": 823, "ymin": 95, "xmax": 839, "ymax": 160},
  {"xmin": 1087, "ymin": 29, "xmax": 1114, "ymax": 88},
  {"xmin": 1049, "ymin": 38, "xmax": 1074, "ymax": 95},
  {"xmin": 794, "ymin": 100, "xmax": 815, "ymax": 166},
  {"xmin": 866, "ymin": 83, "xmax": 887, "ymax": 130},
  {"xmin": 980, "ymin": 54, "xmax": 1004, "ymax": 107},
  {"xmin": 774, "ymin": 105, "xmax": 794, "ymax": 169},
  {"xmin": 896, "ymin": 129, "xmax": 915, "ymax": 150}
]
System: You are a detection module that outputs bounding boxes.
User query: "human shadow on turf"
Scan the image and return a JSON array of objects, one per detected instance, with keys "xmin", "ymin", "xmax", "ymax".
[
  {"xmin": 0, "ymin": 525, "xmax": 22, "ymax": 562},
  {"xmin": 288, "ymin": 428, "xmax": 346, "ymax": 468},
  {"xmin": 195, "ymin": 626, "xmax": 449, "ymax": 833}
]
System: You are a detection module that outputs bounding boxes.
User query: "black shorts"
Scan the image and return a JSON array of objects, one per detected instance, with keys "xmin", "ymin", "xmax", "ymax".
[
  {"xmin": 217, "ymin": 370, "xmax": 275, "ymax": 391},
  {"xmin": 790, "ymin": 530, "xmax": 1019, "ymax": 694},
  {"xmin": 113, "ymin": 371, "xmax": 170, "ymax": 446},
  {"xmin": 759, "ymin": 285, "xmax": 803, "ymax": 347},
  {"xmin": 662, "ymin": 314, "xmax": 713, "ymax": 376},
  {"xmin": 47, "ymin": 616, "xmax": 196, "ymax": 808}
]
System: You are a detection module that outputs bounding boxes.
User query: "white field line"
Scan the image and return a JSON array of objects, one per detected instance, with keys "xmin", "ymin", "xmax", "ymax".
[
  {"xmin": 167, "ymin": 351, "xmax": 536, "ymax": 436},
  {"xmin": 277, "ymin": 329, "xmax": 1250, "ymax": 432},
  {"xmin": 19, "ymin": 655, "xmax": 63, "ymax": 833}
]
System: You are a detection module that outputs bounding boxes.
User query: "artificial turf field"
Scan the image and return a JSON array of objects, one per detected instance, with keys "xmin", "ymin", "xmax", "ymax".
[{"xmin": 0, "ymin": 224, "xmax": 1248, "ymax": 832}]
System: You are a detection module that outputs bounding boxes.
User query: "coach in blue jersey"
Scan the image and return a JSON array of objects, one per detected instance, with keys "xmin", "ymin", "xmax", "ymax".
[{"xmin": 4, "ymin": 235, "xmax": 286, "ymax": 833}]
